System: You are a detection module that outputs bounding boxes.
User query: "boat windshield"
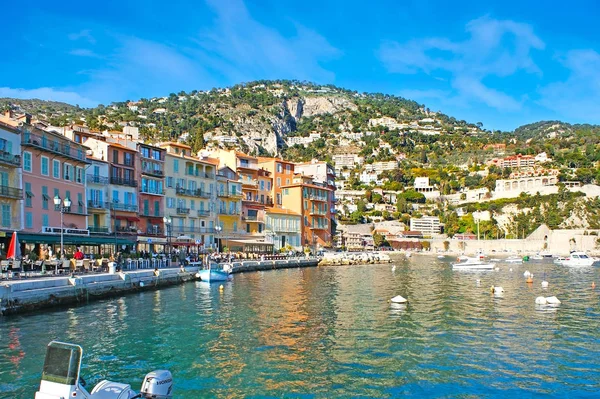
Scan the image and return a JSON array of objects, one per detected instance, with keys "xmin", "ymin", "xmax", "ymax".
[
  {"xmin": 41, "ymin": 342, "xmax": 82, "ymax": 385},
  {"xmin": 580, "ymin": 254, "xmax": 589, "ymax": 259}
]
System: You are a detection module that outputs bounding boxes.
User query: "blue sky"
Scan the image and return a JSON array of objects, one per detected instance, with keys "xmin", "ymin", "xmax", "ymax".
[{"xmin": 1, "ymin": 0, "xmax": 599, "ymax": 131}]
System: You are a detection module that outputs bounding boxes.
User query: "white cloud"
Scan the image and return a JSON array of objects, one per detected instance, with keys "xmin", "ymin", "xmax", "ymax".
[
  {"xmin": 69, "ymin": 48, "xmax": 101, "ymax": 58},
  {"xmin": 538, "ymin": 49, "xmax": 600, "ymax": 121},
  {"xmin": 379, "ymin": 16, "xmax": 544, "ymax": 110},
  {"xmin": 0, "ymin": 87, "xmax": 99, "ymax": 108},
  {"xmin": 68, "ymin": 29, "xmax": 96, "ymax": 44},
  {"xmin": 197, "ymin": 0, "xmax": 341, "ymax": 82}
]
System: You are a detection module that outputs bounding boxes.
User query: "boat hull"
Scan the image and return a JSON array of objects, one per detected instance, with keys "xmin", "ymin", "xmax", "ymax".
[
  {"xmin": 452, "ymin": 262, "xmax": 496, "ymax": 270},
  {"xmin": 198, "ymin": 269, "xmax": 230, "ymax": 282}
]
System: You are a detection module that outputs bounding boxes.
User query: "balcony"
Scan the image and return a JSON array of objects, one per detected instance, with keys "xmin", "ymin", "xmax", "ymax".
[
  {"xmin": 110, "ymin": 176, "xmax": 138, "ymax": 187},
  {"xmin": 0, "ymin": 151, "xmax": 20, "ymax": 167},
  {"xmin": 87, "ymin": 200, "xmax": 110, "ymax": 211},
  {"xmin": 309, "ymin": 224, "xmax": 329, "ymax": 230},
  {"xmin": 116, "ymin": 225, "xmax": 138, "ymax": 234},
  {"xmin": 22, "ymin": 130, "xmax": 89, "ymax": 163},
  {"xmin": 140, "ymin": 211, "xmax": 164, "ymax": 218},
  {"xmin": 64, "ymin": 206, "xmax": 87, "ymax": 215},
  {"xmin": 171, "ymin": 227, "xmax": 216, "ymax": 235},
  {"xmin": 175, "ymin": 186, "xmax": 212, "ymax": 198},
  {"xmin": 272, "ymin": 225, "xmax": 300, "ymax": 233},
  {"xmin": 309, "ymin": 195, "xmax": 328, "ymax": 202},
  {"xmin": 0, "ymin": 186, "xmax": 23, "ymax": 200},
  {"xmin": 242, "ymin": 215, "xmax": 263, "ymax": 223},
  {"xmin": 176, "ymin": 207, "xmax": 190, "ymax": 215},
  {"xmin": 87, "ymin": 175, "xmax": 109, "ymax": 184},
  {"xmin": 146, "ymin": 228, "xmax": 164, "ymax": 236},
  {"xmin": 140, "ymin": 188, "xmax": 165, "ymax": 196},
  {"xmin": 88, "ymin": 226, "xmax": 110, "ymax": 234},
  {"xmin": 111, "ymin": 203, "xmax": 138, "ymax": 212},
  {"xmin": 197, "ymin": 210, "xmax": 211, "ymax": 217},
  {"xmin": 218, "ymin": 209, "xmax": 241, "ymax": 216},
  {"xmin": 141, "ymin": 167, "xmax": 164, "ymax": 178},
  {"xmin": 218, "ymin": 191, "xmax": 243, "ymax": 198},
  {"xmin": 241, "ymin": 179, "xmax": 258, "ymax": 188},
  {"xmin": 310, "ymin": 209, "xmax": 328, "ymax": 216},
  {"xmin": 237, "ymin": 160, "xmax": 258, "ymax": 170}
]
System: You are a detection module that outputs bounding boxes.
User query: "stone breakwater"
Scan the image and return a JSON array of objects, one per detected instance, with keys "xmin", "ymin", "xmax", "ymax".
[
  {"xmin": 318, "ymin": 252, "xmax": 393, "ymax": 266},
  {"xmin": 0, "ymin": 258, "xmax": 320, "ymax": 316}
]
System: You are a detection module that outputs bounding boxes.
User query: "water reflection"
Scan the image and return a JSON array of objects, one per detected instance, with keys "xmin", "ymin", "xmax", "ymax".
[{"xmin": 0, "ymin": 257, "xmax": 599, "ymax": 398}]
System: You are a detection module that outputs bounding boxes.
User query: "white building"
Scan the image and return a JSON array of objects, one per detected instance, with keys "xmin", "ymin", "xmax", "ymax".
[
  {"xmin": 414, "ymin": 177, "xmax": 435, "ymax": 192},
  {"xmin": 364, "ymin": 161, "xmax": 397, "ymax": 173},
  {"xmin": 359, "ymin": 171, "xmax": 379, "ymax": 184},
  {"xmin": 333, "ymin": 154, "xmax": 364, "ymax": 171},
  {"xmin": 410, "ymin": 216, "xmax": 441, "ymax": 235}
]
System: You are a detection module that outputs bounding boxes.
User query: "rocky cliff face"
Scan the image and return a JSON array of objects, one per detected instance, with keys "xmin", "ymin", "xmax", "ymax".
[{"xmin": 285, "ymin": 96, "xmax": 357, "ymax": 122}]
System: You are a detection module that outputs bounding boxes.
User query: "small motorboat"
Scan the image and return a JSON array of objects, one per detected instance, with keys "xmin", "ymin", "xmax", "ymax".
[
  {"xmin": 437, "ymin": 255, "xmax": 445, "ymax": 259},
  {"xmin": 198, "ymin": 262, "xmax": 232, "ymax": 282},
  {"xmin": 35, "ymin": 341, "xmax": 173, "ymax": 399},
  {"xmin": 560, "ymin": 251, "xmax": 597, "ymax": 267},
  {"xmin": 452, "ymin": 257, "xmax": 495, "ymax": 270}
]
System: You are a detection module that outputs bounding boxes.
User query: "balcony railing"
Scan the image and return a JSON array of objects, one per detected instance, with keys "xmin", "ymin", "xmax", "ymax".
[
  {"xmin": 237, "ymin": 160, "xmax": 258, "ymax": 170},
  {"xmin": 146, "ymin": 228, "xmax": 164, "ymax": 236},
  {"xmin": 242, "ymin": 215, "xmax": 263, "ymax": 222},
  {"xmin": 218, "ymin": 191, "xmax": 243, "ymax": 198},
  {"xmin": 22, "ymin": 130, "xmax": 89, "ymax": 163},
  {"xmin": 0, "ymin": 151, "xmax": 20, "ymax": 167},
  {"xmin": 87, "ymin": 200, "xmax": 110, "ymax": 210},
  {"xmin": 140, "ymin": 211, "xmax": 164, "ymax": 218},
  {"xmin": 140, "ymin": 188, "xmax": 165, "ymax": 196},
  {"xmin": 176, "ymin": 207, "xmax": 190, "ymax": 215},
  {"xmin": 86, "ymin": 175, "xmax": 109, "ymax": 184},
  {"xmin": 110, "ymin": 176, "xmax": 137, "ymax": 187},
  {"xmin": 175, "ymin": 186, "xmax": 212, "ymax": 198},
  {"xmin": 171, "ymin": 227, "xmax": 216, "ymax": 235},
  {"xmin": 218, "ymin": 209, "xmax": 241, "ymax": 216},
  {"xmin": 141, "ymin": 167, "xmax": 164, "ymax": 177},
  {"xmin": 310, "ymin": 209, "xmax": 328, "ymax": 216},
  {"xmin": 197, "ymin": 210, "xmax": 211, "ymax": 217},
  {"xmin": 309, "ymin": 224, "xmax": 329, "ymax": 230},
  {"xmin": 64, "ymin": 206, "xmax": 87, "ymax": 215},
  {"xmin": 111, "ymin": 203, "xmax": 138, "ymax": 212},
  {"xmin": 116, "ymin": 225, "xmax": 138, "ymax": 234},
  {"xmin": 88, "ymin": 226, "xmax": 110, "ymax": 234},
  {"xmin": 0, "ymin": 186, "xmax": 23, "ymax": 200},
  {"xmin": 308, "ymin": 195, "xmax": 328, "ymax": 202}
]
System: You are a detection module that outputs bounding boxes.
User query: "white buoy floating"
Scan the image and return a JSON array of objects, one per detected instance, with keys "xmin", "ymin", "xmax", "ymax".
[
  {"xmin": 490, "ymin": 286, "xmax": 504, "ymax": 294},
  {"xmin": 524, "ymin": 270, "xmax": 531, "ymax": 277},
  {"xmin": 541, "ymin": 281, "xmax": 549, "ymax": 288},
  {"xmin": 476, "ymin": 279, "xmax": 481, "ymax": 286},
  {"xmin": 509, "ymin": 268, "xmax": 513, "ymax": 272},
  {"xmin": 390, "ymin": 295, "xmax": 407, "ymax": 304}
]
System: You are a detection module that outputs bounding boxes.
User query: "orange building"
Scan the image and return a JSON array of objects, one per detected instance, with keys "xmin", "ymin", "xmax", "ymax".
[{"xmin": 257, "ymin": 157, "xmax": 295, "ymax": 208}]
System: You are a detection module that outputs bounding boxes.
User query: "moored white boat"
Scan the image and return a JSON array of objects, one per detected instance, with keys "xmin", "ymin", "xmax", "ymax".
[
  {"xmin": 560, "ymin": 251, "xmax": 597, "ymax": 267},
  {"xmin": 452, "ymin": 257, "xmax": 495, "ymax": 270},
  {"xmin": 198, "ymin": 263, "xmax": 231, "ymax": 282},
  {"xmin": 35, "ymin": 341, "xmax": 173, "ymax": 399}
]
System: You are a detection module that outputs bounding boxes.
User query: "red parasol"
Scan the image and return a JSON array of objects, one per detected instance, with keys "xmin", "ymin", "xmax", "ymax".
[{"xmin": 6, "ymin": 231, "xmax": 21, "ymax": 259}]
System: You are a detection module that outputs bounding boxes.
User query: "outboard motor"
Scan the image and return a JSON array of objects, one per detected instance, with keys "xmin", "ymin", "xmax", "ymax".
[{"xmin": 140, "ymin": 370, "xmax": 173, "ymax": 399}]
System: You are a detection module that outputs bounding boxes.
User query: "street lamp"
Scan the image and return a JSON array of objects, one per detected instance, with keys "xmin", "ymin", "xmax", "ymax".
[
  {"xmin": 53, "ymin": 195, "xmax": 71, "ymax": 264},
  {"xmin": 214, "ymin": 225, "xmax": 222, "ymax": 254},
  {"xmin": 163, "ymin": 216, "xmax": 172, "ymax": 260}
]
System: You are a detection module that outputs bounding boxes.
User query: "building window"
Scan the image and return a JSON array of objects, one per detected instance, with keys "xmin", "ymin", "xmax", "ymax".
[
  {"xmin": 42, "ymin": 213, "xmax": 49, "ymax": 227},
  {"xmin": 166, "ymin": 176, "xmax": 173, "ymax": 187},
  {"xmin": 76, "ymin": 167, "xmax": 84, "ymax": 183},
  {"xmin": 25, "ymin": 182, "xmax": 33, "ymax": 207},
  {"xmin": 41, "ymin": 156, "xmax": 49, "ymax": 176},
  {"xmin": 1, "ymin": 204, "xmax": 10, "ymax": 228},
  {"xmin": 267, "ymin": 181, "xmax": 271, "ymax": 191},
  {"xmin": 53, "ymin": 160, "xmax": 60, "ymax": 178},
  {"xmin": 42, "ymin": 186, "xmax": 49, "ymax": 210},
  {"xmin": 154, "ymin": 201, "xmax": 160, "ymax": 216},
  {"xmin": 25, "ymin": 212, "xmax": 33, "ymax": 229},
  {"xmin": 64, "ymin": 163, "xmax": 73, "ymax": 181},
  {"xmin": 277, "ymin": 163, "xmax": 282, "ymax": 173},
  {"xmin": 276, "ymin": 177, "xmax": 281, "ymax": 187},
  {"xmin": 286, "ymin": 165, "xmax": 291, "ymax": 174},
  {"xmin": 23, "ymin": 151, "xmax": 32, "ymax": 172},
  {"xmin": 233, "ymin": 222, "xmax": 237, "ymax": 232},
  {"xmin": 113, "ymin": 149, "xmax": 119, "ymax": 164},
  {"xmin": 173, "ymin": 159, "xmax": 179, "ymax": 173},
  {"xmin": 167, "ymin": 197, "xmax": 175, "ymax": 208},
  {"xmin": 277, "ymin": 193, "xmax": 281, "ymax": 205}
]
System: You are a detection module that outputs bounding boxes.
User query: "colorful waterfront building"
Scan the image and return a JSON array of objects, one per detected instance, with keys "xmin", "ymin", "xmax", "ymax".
[
  {"xmin": 160, "ymin": 142, "xmax": 218, "ymax": 251},
  {"xmin": 20, "ymin": 124, "xmax": 90, "ymax": 253},
  {"xmin": 137, "ymin": 143, "xmax": 166, "ymax": 253},
  {"xmin": 86, "ymin": 157, "xmax": 111, "ymax": 237},
  {"xmin": 84, "ymin": 137, "xmax": 139, "ymax": 252},
  {"xmin": 257, "ymin": 157, "xmax": 295, "ymax": 208},
  {"xmin": 265, "ymin": 208, "xmax": 302, "ymax": 251},
  {"xmin": 281, "ymin": 174, "xmax": 334, "ymax": 251},
  {"xmin": 0, "ymin": 121, "xmax": 23, "ymax": 248},
  {"xmin": 216, "ymin": 166, "xmax": 242, "ymax": 251}
]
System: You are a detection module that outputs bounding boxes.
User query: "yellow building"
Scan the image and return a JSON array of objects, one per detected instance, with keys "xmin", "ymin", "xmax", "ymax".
[
  {"xmin": 216, "ymin": 166, "xmax": 242, "ymax": 250},
  {"xmin": 160, "ymin": 142, "xmax": 218, "ymax": 251},
  {"xmin": 265, "ymin": 208, "xmax": 302, "ymax": 251}
]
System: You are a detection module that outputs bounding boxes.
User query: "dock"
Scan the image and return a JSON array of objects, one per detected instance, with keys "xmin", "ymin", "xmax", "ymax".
[{"xmin": 0, "ymin": 258, "xmax": 319, "ymax": 316}]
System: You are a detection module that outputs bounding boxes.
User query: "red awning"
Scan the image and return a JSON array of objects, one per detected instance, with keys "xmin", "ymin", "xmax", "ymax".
[{"xmin": 127, "ymin": 217, "xmax": 140, "ymax": 222}]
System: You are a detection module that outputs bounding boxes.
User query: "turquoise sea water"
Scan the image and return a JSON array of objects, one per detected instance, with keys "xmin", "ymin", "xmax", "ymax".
[{"xmin": 1, "ymin": 257, "xmax": 600, "ymax": 398}]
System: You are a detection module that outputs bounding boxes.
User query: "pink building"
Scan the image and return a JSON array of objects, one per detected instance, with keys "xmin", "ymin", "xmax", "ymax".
[{"xmin": 20, "ymin": 125, "xmax": 90, "ymax": 255}]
